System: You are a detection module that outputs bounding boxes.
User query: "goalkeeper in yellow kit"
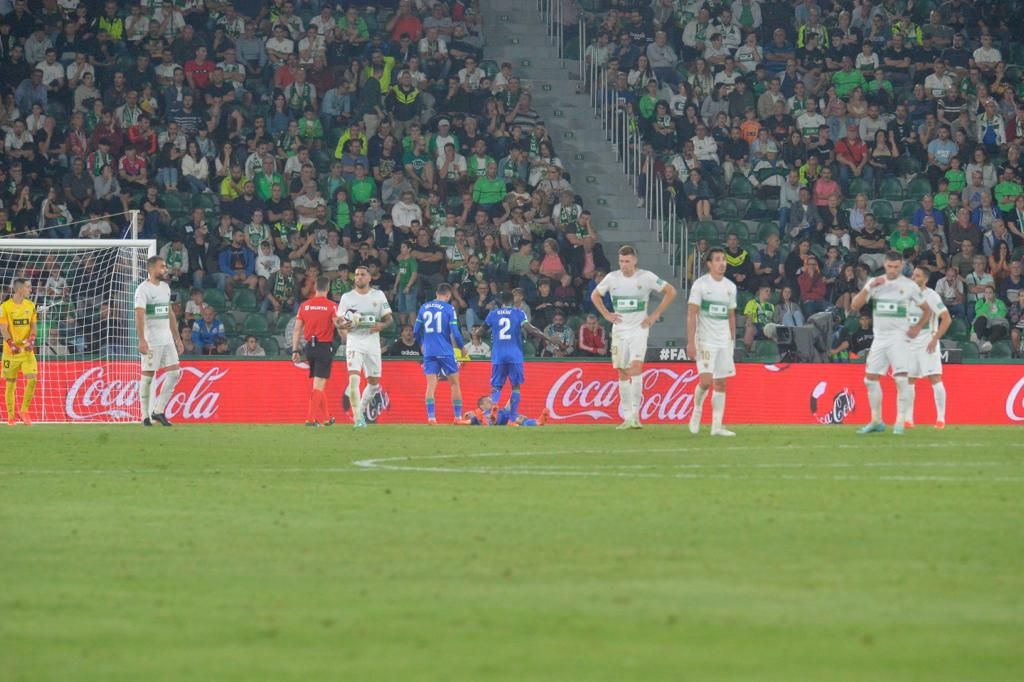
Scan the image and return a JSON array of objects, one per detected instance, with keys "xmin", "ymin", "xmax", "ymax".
[{"xmin": 0, "ymin": 278, "xmax": 38, "ymax": 425}]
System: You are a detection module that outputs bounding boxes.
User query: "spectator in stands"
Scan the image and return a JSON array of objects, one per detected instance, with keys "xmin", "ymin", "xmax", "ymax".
[
  {"xmin": 1008, "ymin": 290, "xmax": 1024, "ymax": 357},
  {"xmin": 541, "ymin": 311, "xmax": 573, "ymax": 358},
  {"xmin": 218, "ymin": 229, "xmax": 258, "ymax": 297},
  {"xmin": 965, "ymin": 255, "xmax": 995, "ymax": 313},
  {"xmin": 831, "ymin": 311, "xmax": 875, "ymax": 360},
  {"xmin": 235, "ymin": 335, "xmax": 266, "ymax": 357},
  {"xmin": 576, "ymin": 313, "xmax": 607, "ymax": 357},
  {"xmin": 724, "ymin": 233, "xmax": 755, "ymax": 291},
  {"xmin": 771, "ymin": 284, "xmax": 802, "ymax": 326},
  {"xmin": 191, "ymin": 304, "xmax": 228, "ymax": 355},
  {"xmin": 798, "ymin": 255, "xmax": 829, "ymax": 316},
  {"xmin": 743, "ymin": 284, "xmax": 776, "ymax": 351},
  {"xmin": 1000, "ymin": 261, "xmax": 1024, "ymax": 306},
  {"xmin": 973, "ymin": 285, "xmax": 1009, "ymax": 353}
]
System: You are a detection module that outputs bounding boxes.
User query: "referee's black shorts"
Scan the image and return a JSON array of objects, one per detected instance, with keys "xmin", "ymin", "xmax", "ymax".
[{"xmin": 305, "ymin": 340, "xmax": 335, "ymax": 379}]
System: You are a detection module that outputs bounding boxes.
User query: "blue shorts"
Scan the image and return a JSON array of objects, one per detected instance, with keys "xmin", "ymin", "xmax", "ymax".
[
  {"xmin": 490, "ymin": 361, "xmax": 524, "ymax": 389},
  {"xmin": 424, "ymin": 355, "xmax": 460, "ymax": 376}
]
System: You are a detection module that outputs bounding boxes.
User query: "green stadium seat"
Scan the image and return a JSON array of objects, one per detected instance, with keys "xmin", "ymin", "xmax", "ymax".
[
  {"xmin": 203, "ymin": 288, "xmax": 227, "ymax": 311},
  {"xmin": 906, "ymin": 176, "xmax": 932, "ymax": 200},
  {"xmin": 751, "ymin": 340, "xmax": 780, "ymax": 363},
  {"xmin": 745, "ymin": 198, "xmax": 772, "ymax": 220},
  {"xmin": 725, "ymin": 221, "xmax": 750, "ymax": 241},
  {"xmin": 242, "ymin": 315, "xmax": 270, "ymax": 334},
  {"xmin": 961, "ymin": 341, "xmax": 980, "ymax": 359},
  {"xmin": 879, "ymin": 177, "xmax": 904, "ymax": 200},
  {"xmin": 756, "ymin": 222, "xmax": 779, "ymax": 242},
  {"xmin": 261, "ymin": 337, "xmax": 281, "ymax": 356},
  {"xmin": 221, "ymin": 316, "xmax": 237, "ymax": 334},
  {"xmin": 729, "ymin": 175, "xmax": 755, "ymax": 197},
  {"xmin": 715, "ymin": 198, "xmax": 741, "ymax": 221},
  {"xmin": 871, "ymin": 200, "xmax": 895, "ymax": 220},
  {"xmin": 232, "ymin": 288, "xmax": 258, "ymax": 312},
  {"xmin": 848, "ymin": 178, "xmax": 871, "ymax": 197},
  {"xmin": 947, "ymin": 318, "xmax": 969, "ymax": 343},
  {"xmin": 694, "ymin": 220, "xmax": 719, "ymax": 243},
  {"xmin": 988, "ymin": 341, "xmax": 1013, "ymax": 358}
]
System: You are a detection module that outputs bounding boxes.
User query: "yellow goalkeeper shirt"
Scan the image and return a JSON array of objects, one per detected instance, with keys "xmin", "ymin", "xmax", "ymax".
[{"xmin": 0, "ymin": 298, "xmax": 37, "ymax": 355}]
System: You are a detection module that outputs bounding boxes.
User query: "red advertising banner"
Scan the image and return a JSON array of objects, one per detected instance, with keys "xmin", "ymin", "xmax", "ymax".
[{"xmin": 39, "ymin": 360, "xmax": 1024, "ymax": 425}]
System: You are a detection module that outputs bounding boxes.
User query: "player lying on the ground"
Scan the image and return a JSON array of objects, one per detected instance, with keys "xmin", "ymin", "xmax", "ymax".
[{"xmin": 456, "ymin": 395, "xmax": 550, "ymax": 426}]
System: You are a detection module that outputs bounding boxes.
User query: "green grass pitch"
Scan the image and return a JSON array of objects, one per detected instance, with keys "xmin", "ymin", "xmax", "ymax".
[{"xmin": 2, "ymin": 425, "xmax": 1021, "ymax": 681}]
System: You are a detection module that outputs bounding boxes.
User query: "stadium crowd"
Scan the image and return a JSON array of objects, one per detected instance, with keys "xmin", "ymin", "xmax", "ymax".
[
  {"xmin": 0, "ymin": 0, "xmax": 616, "ymax": 360},
  {"xmin": 582, "ymin": 0, "xmax": 1024, "ymax": 359}
]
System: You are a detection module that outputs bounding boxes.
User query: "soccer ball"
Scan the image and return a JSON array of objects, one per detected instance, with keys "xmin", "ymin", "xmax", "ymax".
[{"xmin": 342, "ymin": 309, "xmax": 361, "ymax": 327}]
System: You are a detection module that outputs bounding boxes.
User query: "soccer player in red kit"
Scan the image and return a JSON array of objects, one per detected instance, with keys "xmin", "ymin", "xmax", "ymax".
[{"xmin": 291, "ymin": 276, "xmax": 338, "ymax": 426}]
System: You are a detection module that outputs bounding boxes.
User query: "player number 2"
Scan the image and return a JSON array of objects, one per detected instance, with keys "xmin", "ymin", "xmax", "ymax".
[
  {"xmin": 498, "ymin": 317, "xmax": 512, "ymax": 340},
  {"xmin": 424, "ymin": 310, "xmax": 443, "ymax": 333}
]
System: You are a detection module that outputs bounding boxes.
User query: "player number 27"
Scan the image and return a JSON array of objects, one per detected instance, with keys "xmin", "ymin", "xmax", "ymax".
[{"xmin": 424, "ymin": 310, "xmax": 444, "ymax": 333}]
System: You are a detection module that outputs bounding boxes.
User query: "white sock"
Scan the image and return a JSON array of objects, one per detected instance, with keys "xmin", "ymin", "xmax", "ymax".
[
  {"xmin": 711, "ymin": 391, "xmax": 726, "ymax": 430},
  {"xmin": 630, "ymin": 377, "xmax": 643, "ymax": 419},
  {"xmin": 153, "ymin": 369, "xmax": 181, "ymax": 413},
  {"xmin": 933, "ymin": 381, "xmax": 947, "ymax": 422},
  {"xmin": 618, "ymin": 379, "xmax": 632, "ymax": 421},
  {"xmin": 139, "ymin": 375, "xmax": 153, "ymax": 418},
  {"xmin": 903, "ymin": 381, "xmax": 916, "ymax": 424},
  {"xmin": 360, "ymin": 383, "xmax": 380, "ymax": 414},
  {"xmin": 348, "ymin": 375, "xmax": 362, "ymax": 419},
  {"xmin": 693, "ymin": 385, "xmax": 709, "ymax": 418},
  {"xmin": 894, "ymin": 375, "xmax": 909, "ymax": 425},
  {"xmin": 865, "ymin": 378, "xmax": 882, "ymax": 424}
]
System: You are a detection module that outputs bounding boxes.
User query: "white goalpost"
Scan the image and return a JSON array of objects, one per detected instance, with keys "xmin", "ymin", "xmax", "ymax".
[{"xmin": 0, "ymin": 235, "xmax": 157, "ymax": 423}]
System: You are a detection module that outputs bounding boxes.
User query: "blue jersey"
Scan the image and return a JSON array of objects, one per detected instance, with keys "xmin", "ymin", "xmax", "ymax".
[
  {"xmin": 414, "ymin": 300, "xmax": 464, "ymax": 357},
  {"xmin": 485, "ymin": 307, "xmax": 529, "ymax": 364}
]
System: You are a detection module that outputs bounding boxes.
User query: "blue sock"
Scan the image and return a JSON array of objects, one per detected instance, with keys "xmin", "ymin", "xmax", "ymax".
[
  {"xmin": 490, "ymin": 387, "xmax": 501, "ymax": 406},
  {"xmin": 521, "ymin": 418, "xmax": 538, "ymax": 427},
  {"xmin": 425, "ymin": 398, "xmax": 435, "ymax": 420},
  {"xmin": 510, "ymin": 388, "xmax": 521, "ymax": 420},
  {"xmin": 452, "ymin": 399, "xmax": 462, "ymax": 419}
]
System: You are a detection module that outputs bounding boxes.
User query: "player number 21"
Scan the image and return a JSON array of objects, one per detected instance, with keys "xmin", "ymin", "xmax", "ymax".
[{"xmin": 424, "ymin": 310, "xmax": 444, "ymax": 333}]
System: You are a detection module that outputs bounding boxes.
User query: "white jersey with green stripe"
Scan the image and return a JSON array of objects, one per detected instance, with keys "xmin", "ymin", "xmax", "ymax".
[
  {"xmin": 595, "ymin": 268, "xmax": 667, "ymax": 332},
  {"xmin": 862, "ymin": 275, "xmax": 925, "ymax": 339},
  {"xmin": 133, "ymin": 279, "xmax": 173, "ymax": 346},
  {"xmin": 907, "ymin": 286, "xmax": 945, "ymax": 343},
  {"xmin": 688, "ymin": 274, "xmax": 738, "ymax": 349}
]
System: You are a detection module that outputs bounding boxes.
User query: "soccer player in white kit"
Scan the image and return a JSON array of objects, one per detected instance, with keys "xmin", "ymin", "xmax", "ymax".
[
  {"xmin": 850, "ymin": 251, "xmax": 932, "ymax": 435},
  {"xmin": 134, "ymin": 256, "xmax": 185, "ymax": 426},
  {"xmin": 905, "ymin": 266, "xmax": 952, "ymax": 429},
  {"xmin": 686, "ymin": 248, "xmax": 739, "ymax": 436},
  {"xmin": 590, "ymin": 245, "xmax": 677, "ymax": 429},
  {"xmin": 337, "ymin": 265, "xmax": 393, "ymax": 428}
]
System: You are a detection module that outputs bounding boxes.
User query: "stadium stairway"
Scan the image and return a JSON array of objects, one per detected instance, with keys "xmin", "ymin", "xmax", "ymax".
[{"xmin": 480, "ymin": 3, "xmax": 686, "ymax": 347}]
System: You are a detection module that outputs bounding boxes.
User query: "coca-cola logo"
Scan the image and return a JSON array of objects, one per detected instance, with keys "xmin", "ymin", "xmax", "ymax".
[
  {"xmin": 65, "ymin": 366, "xmax": 227, "ymax": 421},
  {"xmin": 1006, "ymin": 377, "xmax": 1024, "ymax": 422},
  {"xmin": 809, "ymin": 381, "xmax": 856, "ymax": 425},
  {"xmin": 545, "ymin": 367, "xmax": 701, "ymax": 421},
  {"xmin": 364, "ymin": 389, "xmax": 390, "ymax": 423}
]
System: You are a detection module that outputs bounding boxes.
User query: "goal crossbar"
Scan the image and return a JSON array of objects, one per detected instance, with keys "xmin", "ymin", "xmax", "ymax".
[{"xmin": 0, "ymin": 239, "xmax": 157, "ymax": 254}]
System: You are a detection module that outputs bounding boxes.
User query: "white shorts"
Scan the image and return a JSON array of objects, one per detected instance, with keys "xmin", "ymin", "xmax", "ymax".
[
  {"xmin": 695, "ymin": 344, "xmax": 736, "ymax": 379},
  {"xmin": 866, "ymin": 335, "xmax": 911, "ymax": 375},
  {"xmin": 346, "ymin": 343, "xmax": 382, "ymax": 378},
  {"xmin": 907, "ymin": 341, "xmax": 942, "ymax": 378},
  {"xmin": 141, "ymin": 343, "xmax": 179, "ymax": 372},
  {"xmin": 610, "ymin": 327, "xmax": 649, "ymax": 369}
]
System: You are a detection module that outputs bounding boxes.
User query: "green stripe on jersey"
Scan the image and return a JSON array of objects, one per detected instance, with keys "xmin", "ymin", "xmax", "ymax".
[
  {"xmin": 146, "ymin": 303, "xmax": 169, "ymax": 319},
  {"xmin": 612, "ymin": 296, "xmax": 646, "ymax": 313},
  {"xmin": 873, "ymin": 300, "xmax": 907, "ymax": 317},
  {"xmin": 700, "ymin": 299, "xmax": 730, "ymax": 319}
]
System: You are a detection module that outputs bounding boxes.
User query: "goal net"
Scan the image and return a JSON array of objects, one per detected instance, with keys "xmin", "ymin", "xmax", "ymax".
[{"xmin": 0, "ymin": 239, "xmax": 156, "ymax": 424}]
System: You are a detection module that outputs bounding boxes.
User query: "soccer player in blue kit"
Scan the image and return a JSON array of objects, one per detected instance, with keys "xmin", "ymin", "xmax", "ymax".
[
  {"xmin": 414, "ymin": 283, "xmax": 467, "ymax": 424},
  {"xmin": 479, "ymin": 291, "xmax": 566, "ymax": 425}
]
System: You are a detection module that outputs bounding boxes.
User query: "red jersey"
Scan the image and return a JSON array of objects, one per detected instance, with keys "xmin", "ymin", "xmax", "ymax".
[
  {"xmin": 184, "ymin": 59, "xmax": 215, "ymax": 90},
  {"xmin": 297, "ymin": 296, "xmax": 336, "ymax": 343}
]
